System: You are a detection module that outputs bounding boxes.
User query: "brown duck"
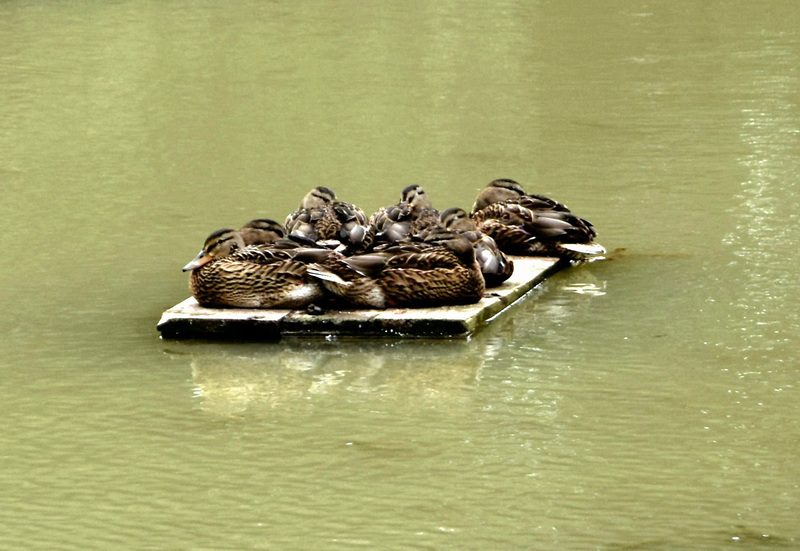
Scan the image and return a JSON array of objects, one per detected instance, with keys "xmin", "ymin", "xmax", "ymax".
[
  {"xmin": 368, "ymin": 184, "xmax": 441, "ymax": 245},
  {"xmin": 471, "ymin": 179, "xmax": 605, "ymax": 260},
  {"xmin": 284, "ymin": 186, "xmax": 372, "ymax": 252},
  {"xmin": 471, "ymin": 178, "xmax": 571, "ymax": 214},
  {"xmin": 305, "ymin": 231, "xmax": 485, "ymax": 308},
  {"xmin": 182, "ymin": 229, "xmax": 335, "ymax": 308},
  {"xmin": 439, "ymin": 207, "xmax": 514, "ymax": 286}
]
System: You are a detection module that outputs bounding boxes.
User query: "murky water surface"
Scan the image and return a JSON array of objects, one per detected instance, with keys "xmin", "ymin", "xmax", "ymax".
[{"xmin": 2, "ymin": 1, "xmax": 799, "ymax": 549}]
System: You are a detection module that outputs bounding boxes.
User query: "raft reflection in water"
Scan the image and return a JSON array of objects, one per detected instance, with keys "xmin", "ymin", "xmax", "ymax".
[
  {"xmin": 162, "ymin": 264, "xmax": 607, "ymax": 418},
  {"xmin": 175, "ymin": 339, "xmax": 488, "ymax": 417}
]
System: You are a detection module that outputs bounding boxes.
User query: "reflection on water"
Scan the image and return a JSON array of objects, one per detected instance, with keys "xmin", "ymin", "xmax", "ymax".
[
  {"xmin": 168, "ymin": 264, "xmax": 609, "ymax": 419},
  {"xmin": 178, "ymin": 339, "xmax": 485, "ymax": 417}
]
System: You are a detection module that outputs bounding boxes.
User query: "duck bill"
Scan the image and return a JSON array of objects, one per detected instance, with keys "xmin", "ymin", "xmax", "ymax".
[{"xmin": 182, "ymin": 251, "xmax": 212, "ymax": 272}]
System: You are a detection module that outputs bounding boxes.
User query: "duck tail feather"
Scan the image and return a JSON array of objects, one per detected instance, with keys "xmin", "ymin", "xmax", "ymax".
[
  {"xmin": 306, "ymin": 264, "xmax": 348, "ymax": 285},
  {"xmin": 560, "ymin": 242, "xmax": 606, "ymax": 257}
]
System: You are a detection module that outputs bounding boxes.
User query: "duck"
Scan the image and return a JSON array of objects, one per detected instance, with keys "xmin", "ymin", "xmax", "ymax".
[
  {"xmin": 368, "ymin": 184, "xmax": 441, "ymax": 245},
  {"xmin": 305, "ymin": 231, "xmax": 485, "ymax": 309},
  {"xmin": 284, "ymin": 186, "xmax": 372, "ymax": 252},
  {"xmin": 470, "ymin": 178, "xmax": 571, "ymax": 214},
  {"xmin": 401, "ymin": 184, "xmax": 441, "ymax": 234},
  {"xmin": 182, "ymin": 229, "xmax": 337, "ymax": 308},
  {"xmin": 368, "ymin": 201, "xmax": 415, "ymax": 245},
  {"xmin": 439, "ymin": 207, "xmax": 514, "ymax": 287},
  {"xmin": 471, "ymin": 202, "xmax": 605, "ymax": 259},
  {"xmin": 470, "ymin": 179, "xmax": 605, "ymax": 260}
]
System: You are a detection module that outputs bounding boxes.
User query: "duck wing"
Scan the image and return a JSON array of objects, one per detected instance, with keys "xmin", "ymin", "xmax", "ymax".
[
  {"xmin": 369, "ymin": 202, "xmax": 414, "ymax": 244},
  {"xmin": 333, "ymin": 202, "xmax": 373, "ymax": 251}
]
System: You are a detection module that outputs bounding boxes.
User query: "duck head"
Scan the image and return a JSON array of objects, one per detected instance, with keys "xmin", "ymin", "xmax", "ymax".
[
  {"xmin": 300, "ymin": 186, "xmax": 337, "ymax": 209},
  {"xmin": 401, "ymin": 184, "xmax": 433, "ymax": 211},
  {"xmin": 440, "ymin": 207, "xmax": 476, "ymax": 232},
  {"xmin": 238, "ymin": 218, "xmax": 285, "ymax": 245},
  {"xmin": 182, "ymin": 229, "xmax": 246, "ymax": 271},
  {"xmin": 471, "ymin": 178, "xmax": 526, "ymax": 212}
]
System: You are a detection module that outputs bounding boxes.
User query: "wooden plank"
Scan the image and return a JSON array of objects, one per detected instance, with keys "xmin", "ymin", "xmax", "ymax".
[{"xmin": 157, "ymin": 256, "xmax": 566, "ymax": 339}]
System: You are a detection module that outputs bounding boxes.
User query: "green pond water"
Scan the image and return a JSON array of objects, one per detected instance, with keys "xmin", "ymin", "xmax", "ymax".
[{"xmin": 2, "ymin": 1, "xmax": 799, "ymax": 549}]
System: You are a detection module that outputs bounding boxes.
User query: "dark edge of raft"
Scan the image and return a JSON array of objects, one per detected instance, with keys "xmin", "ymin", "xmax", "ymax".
[{"xmin": 157, "ymin": 256, "xmax": 569, "ymax": 340}]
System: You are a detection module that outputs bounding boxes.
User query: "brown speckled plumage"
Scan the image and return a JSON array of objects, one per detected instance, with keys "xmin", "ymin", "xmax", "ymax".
[
  {"xmin": 470, "ymin": 179, "xmax": 604, "ymax": 260},
  {"xmin": 368, "ymin": 202, "xmax": 414, "ymax": 244},
  {"xmin": 284, "ymin": 187, "xmax": 373, "ymax": 252},
  {"xmin": 439, "ymin": 207, "xmax": 514, "ymax": 286},
  {"xmin": 472, "ymin": 203, "xmax": 603, "ymax": 259},
  {"xmin": 238, "ymin": 218, "xmax": 285, "ymax": 245},
  {"xmin": 470, "ymin": 178, "xmax": 571, "ymax": 214},
  {"xmin": 368, "ymin": 185, "xmax": 443, "ymax": 246},
  {"xmin": 183, "ymin": 229, "xmax": 335, "ymax": 308},
  {"xmin": 306, "ymin": 233, "xmax": 485, "ymax": 309}
]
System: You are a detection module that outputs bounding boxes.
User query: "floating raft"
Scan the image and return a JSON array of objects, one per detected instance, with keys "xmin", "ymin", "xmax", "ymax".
[{"xmin": 157, "ymin": 256, "xmax": 567, "ymax": 340}]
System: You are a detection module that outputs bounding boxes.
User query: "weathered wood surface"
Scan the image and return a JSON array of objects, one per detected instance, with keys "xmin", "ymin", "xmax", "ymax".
[{"xmin": 157, "ymin": 256, "xmax": 566, "ymax": 339}]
